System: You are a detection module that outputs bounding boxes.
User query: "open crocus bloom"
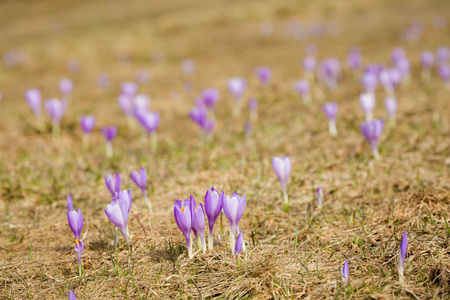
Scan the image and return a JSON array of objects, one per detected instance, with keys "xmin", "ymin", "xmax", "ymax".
[{"xmin": 222, "ymin": 192, "xmax": 246, "ymax": 253}]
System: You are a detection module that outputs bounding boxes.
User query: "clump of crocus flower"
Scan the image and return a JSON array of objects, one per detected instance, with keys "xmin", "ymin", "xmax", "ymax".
[
  {"xmin": 294, "ymin": 79, "xmax": 311, "ymax": 104},
  {"xmin": 79, "ymin": 115, "xmax": 96, "ymax": 149},
  {"xmin": 44, "ymin": 98, "xmax": 66, "ymax": 139},
  {"xmin": 59, "ymin": 78, "xmax": 73, "ymax": 101},
  {"xmin": 204, "ymin": 187, "xmax": 223, "ymax": 250},
  {"xmin": 105, "ymin": 189, "xmax": 132, "ymax": 247},
  {"xmin": 189, "ymin": 106, "xmax": 215, "ymax": 141},
  {"xmin": 398, "ymin": 231, "xmax": 408, "ymax": 284},
  {"xmin": 342, "ymin": 260, "xmax": 349, "ymax": 285},
  {"xmin": 174, "ymin": 199, "xmax": 193, "ymax": 257},
  {"xmin": 223, "ymin": 192, "xmax": 246, "ymax": 254},
  {"xmin": 360, "ymin": 119, "xmax": 384, "ymax": 160},
  {"xmin": 317, "ymin": 186, "xmax": 323, "ymax": 208},
  {"xmin": 130, "ymin": 168, "xmax": 152, "ymax": 212},
  {"xmin": 25, "ymin": 88, "xmax": 42, "ymax": 120},
  {"xmin": 384, "ymin": 96, "xmax": 397, "ymax": 124},
  {"xmin": 67, "ymin": 194, "xmax": 84, "ymax": 275},
  {"xmin": 255, "ymin": 66, "xmax": 272, "ymax": 86},
  {"xmin": 105, "ymin": 172, "xmax": 121, "ymax": 197},
  {"xmin": 420, "ymin": 51, "xmax": 434, "ymax": 82},
  {"xmin": 200, "ymin": 88, "xmax": 219, "ymax": 111},
  {"xmin": 322, "ymin": 101, "xmax": 338, "ymax": 136},
  {"xmin": 272, "ymin": 156, "xmax": 291, "ymax": 208},
  {"xmin": 248, "ymin": 97, "xmax": 258, "ymax": 122},
  {"xmin": 359, "ymin": 93, "xmax": 375, "ymax": 121},
  {"xmin": 100, "ymin": 126, "xmax": 117, "ymax": 158},
  {"xmin": 227, "ymin": 77, "xmax": 247, "ymax": 117}
]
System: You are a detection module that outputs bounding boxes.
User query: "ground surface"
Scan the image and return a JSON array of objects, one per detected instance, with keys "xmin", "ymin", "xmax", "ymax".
[{"xmin": 0, "ymin": 0, "xmax": 450, "ymax": 299}]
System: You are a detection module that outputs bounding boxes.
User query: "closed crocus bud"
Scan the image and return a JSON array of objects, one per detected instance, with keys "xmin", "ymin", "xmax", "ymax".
[
  {"xmin": 359, "ymin": 93, "xmax": 375, "ymax": 121},
  {"xmin": 317, "ymin": 187, "xmax": 323, "ymax": 208},
  {"xmin": 342, "ymin": 260, "xmax": 349, "ymax": 284},
  {"xmin": 272, "ymin": 156, "xmax": 291, "ymax": 205},
  {"xmin": 67, "ymin": 194, "xmax": 74, "ymax": 211},
  {"xmin": 227, "ymin": 77, "xmax": 247, "ymax": 100},
  {"xmin": 105, "ymin": 189, "xmax": 132, "ymax": 243},
  {"xmin": 118, "ymin": 95, "xmax": 133, "ymax": 116},
  {"xmin": 256, "ymin": 66, "xmax": 272, "ymax": 85},
  {"xmin": 421, "ymin": 51, "xmax": 434, "ymax": 69},
  {"xmin": 25, "ymin": 88, "xmax": 42, "ymax": 118},
  {"xmin": 438, "ymin": 64, "xmax": 450, "ymax": 89},
  {"xmin": 136, "ymin": 111, "xmax": 160, "ymax": 136},
  {"xmin": 223, "ymin": 193, "xmax": 246, "ymax": 253},
  {"xmin": 69, "ymin": 290, "xmax": 77, "ymax": 300},
  {"xmin": 398, "ymin": 231, "xmax": 408, "ymax": 283},
  {"xmin": 360, "ymin": 119, "xmax": 384, "ymax": 160},
  {"xmin": 347, "ymin": 51, "xmax": 362, "ymax": 71},
  {"xmin": 174, "ymin": 199, "xmax": 193, "ymax": 257},
  {"xmin": 105, "ymin": 173, "xmax": 121, "ymax": 197},
  {"xmin": 75, "ymin": 239, "xmax": 84, "ymax": 266},
  {"xmin": 391, "ymin": 47, "xmax": 406, "ymax": 66},
  {"xmin": 130, "ymin": 168, "xmax": 147, "ymax": 194},
  {"xmin": 302, "ymin": 56, "xmax": 316, "ymax": 73},
  {"xmin": 322, "ymin": 101, "xmax": 338, "ymax": 136},
  {"xmin": 204, "ymin": 187, "xmax": 224, "ymax": 250},
  {"xmin": 181, "ymin": 59, "xmax": 196, "ymax": 75},
  {"xmin": 80, "ymin": 115, "xmax": 96, "ymax": 135},
  {"xmin": 97, "ymin": 73, "xmax": 110, "ymax": 89},
  {"xmin": 45, "ymin": 98, "xmax": 66, "ymax": 124},
  {"xmin": 133, "ymin": 94, "xmax": 151, "ymax": 113},
  {"xmin": 201, "ymin": 88, "xmax": 219, "ymax": 109},
  {"xmin": 361, "ymin": 72, "xmax": 378, "ymax": 93},
  {"xmin": 384, "ymin": 97, "xmax": 397, "ymax": 123},
  {"xmin": 120, "ymin": 82, "xmax": 138, "ymax": 98},
  {"xmin": 59, "ymin": 78, "xmax": 73, "ymax": 97},
  {"xmin": 67, "ymin": 204, "xmax": 83, "ymax": 240},
  {"xmin": 235, "ymin": 231, "xmax": 243, "ymax": 255},
  {"xmin": 294, "ymin": 79, "xmax": 311, "ymax": 104},
  {"xmin": 192, "ymin": 203, "xmax": 206, "ymax": 253},
  {"xmin": 436, "ymin": 46, "xmax": 450, "ymax": 64},
  {"xmin": 101, "ymin": 126, "xmax": 117, "ymax": 158}
]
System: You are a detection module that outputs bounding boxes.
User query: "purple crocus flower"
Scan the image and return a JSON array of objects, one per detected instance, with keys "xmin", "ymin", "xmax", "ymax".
[
  {"xmin": 235, "ymin": 231, "xmax": 243, "ymax": 255},
  {"xmin": 436, "ymin": 46, "xmax": 450, "ymax": 64},
  {"xmin": 438, "ymin": 64, "xmax": 450, "ymax": 88},
  {"xmin": 118, "ymin": 94, "xmax": 133, "ymax": 116},
  {"xmin": 130, "ymin": 168, "xmax": 152, "ymax": 212},
  {"xmin": 359, "ymin": 93, "xmax": 375, "ymax": 121},
  {"xmin": 24, "ymin": 88, "xmax": 42, "ymax": 118},
  {"xmin": 59, "ymin": 78, "xmax": 73, "ymax": 97},
  {"xmin": 256, "ymin": 66, "xmax": 272, "ymax": 85},
  {"xmin": 379, "ymin": 68, "xmax": 401, "ymax": 95},
  {"xmin": 227, "ymin": 77, "xmax": 247, "ymax": 100},
  {"xmin": 189, "ymin": 106, "xmax": 214, "ymax": 138},
  {"xmin": 201, "ymin": 88, "xmax": 219, "ymax": 109},
  {"xmin": 67, "ymin": 194, "xmax": 73, "ymax": 211},
  {"xmin": 67, "ymin": 194, "xmax": 84, "ymax": 273},
  {"xmin": 360, "ymin": 119, "xmax": 384, "ymax": 160},
  {"xmin": 45, "ymin": 98, "xmax": 66, "ymax": 124},
  {"xmin": 384, "ymin": 97, "xmax": 397, "ymax": 123},
  {"xmin": 133, "ymin": 94, "xmax": 151, "ymax": 113},
  {"xmin": 222, "ymin": 192, "xmax": 246, "ymax": 253},
  {"xmin": 105, "ymin": 173, "xmax": 121, "ymax": 197},
  {"xmin": 181, "ymin": 59, "xmax": 196, "ymax": 75},
  {"xmin": 105, "ymin": 189, "xmax": 132, "ymax": 243},
  {"xmin": 302, "ymin": 56, "xmax": 316, "ymax": 74},
  {"xmin": 347, "ymin": 51, "xmax": 362, "ymax": 71},
  {"xmin": 80, "ymin": 115, "xmax": 96, "ymax": 135},
  {"xmin": 294, "ymin": 79, "xmax": 311, "ymax": 104},
  {"xmin": 136, "ymin": 111, "xmax": 160, "ymax": 136},
  {"xmin": 317, "ymin": 186, "xmax": 323, "ymax": 208},
  {"xmin": 322, "ymin": 101, "xmax": 338, "ymax": 136},
  {"xmin": 421, "ymin": 51, "xmax": 434, "ymax": 69},
  {"xmin": 75, "ymin": 240, "xmax": 84, "ymax": 268},
  {"xmin": 360, "ymin": 72, "xmax": 378, "ymax": 93},
  {"xmin": 391, "ymin": 47, "xmax": 406, "ymax": 66},
  {"xmin": 101, "ymin": 126, "xmax": 117, "ymax": 158},
  {"xmin": 318, "ymin": 58, "xmax": 341, "ymax": 90},
  {"xmin": 191, "ymin": 202, "xmax": 206, "ymax": 253},
  {"xmin": 342, "ymin": 260, "xmax": 349, "ymax": 284},
  {"xmin": 204, "ymin": 187, "xmax": 224, "ymax": 250},
  {"xmin": 398, "ymin": 231, "xmax": 408, "ymax": 283},
  {"xmin": 272, "ymin": 156, "xmax": 291, "ymax": 205},
  {"xmin": 97, "ymin": 73, "xmax": 110, "ymax": 89},
  {"xmin": 120, "ymin": 82, "xmax": 138, "ymax": 98},
  {"xmin": 69, "ymin": 290, "xmax": 77, "ymax": 300},
  {"xmin": 174, "ymin": 199, "xmax": 193, "ymax": 257},
  {"xmin": 249, "ymin": 97, "xmax": 258, "ymax": 121}
]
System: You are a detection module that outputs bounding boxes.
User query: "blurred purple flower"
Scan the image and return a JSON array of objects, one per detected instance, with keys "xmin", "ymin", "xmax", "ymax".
[
  {"xmin": 322, "ymin": 101, "xmax": 338, "ymax": 136},
  {"xmin": 201, "ymin": 88, "xmax": 219, "ymax": 109},
  {"xmin": 101, "ymin": 126, "xmax": 117, "ymax": 142},
  {"xmin": 227, "ymin": 77, "xmax": 246, "ymax": 100},
  {"xmin": 25, "ymin": 88, "xmax": 42, "ymax": 118},
  {"xmin": 302, "ymin": 56, "xmax": 316, "ymax": 73},
  {"xmin": 436, "ymin": 46, "xmax": 450, "ymax": 64},
  {"xmin": 384, "ymin": 97, "xmax": 397, "ymax": 122},
  {"xmin": 44, "ymin": 98, "xmax": 66, "ymax": 124},
  {"xmin": 359, "ymin": 93, "xmax": 375, "ymax": 121},
  {"xmin": 360, "ymin": 119, "xmax": 384, "ymax": 160},
  {"xmin": 204, "ymin": 187, "xmax": 223, "ymax": 250},
  {"xmin": 420, "ymin": 51, "xmax": 434, "ymax": 69},
  {"xmin": 347, "ymin": 50, "xmax": 362, "ymax": 70},
  {"xmin": 59, "ymin": 78, "xmax": 73, "ymax": 97},
  {"xmin": 361, "ymin": 72, "xmax": 378, "ymax": 93},
  {"xmin": 317, "ymin": 187, "xmax": 323, "ymax": 208},
  {"xmin": 120, "ymin": 82, "xmax": 138, "ymax": 98},
  {"xmin": 80, "ymin": 115, "xmax": 96, "ymax": 135},
  {"xmin": 256, "ymin": 66, "xmax": 272, "ymax": 85},
  {"xmin": 181, "ymin": 59, "xmax": 196, "ymax": 75},
  {"xmin": 118, "ymin": 95, "xmax": 133, "ymax": 115},
  {"xmin": 272, "ymin": 156, "xmax": 291, "ymax": 205},
  {"xmin": 130, "ymin": 168, "xmax": 147, "ymax": 195},
  {"xmin": 398, "ymin": 231, "xmax": 408, "ymax": 283},
  {"xmin": 105, "ymin": 172, "xmax": 121, "ymax": 197}
]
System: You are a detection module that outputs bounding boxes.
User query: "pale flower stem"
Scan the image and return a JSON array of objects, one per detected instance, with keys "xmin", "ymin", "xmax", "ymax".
[
  {"xmin": 78, "ymin": 263, "xmax": 82, "ymax": 277},
  {"xmin": 250, "ymin": 111, "xmax": 258, "ymax": 122},
  {"xmin": 52, "ymin": 121, "xmax": 60, "ymax": 141},
  {"xmin": 150, "ymin": 132, "xmax": 158, "ymax": 153},
  {"xmin": 372, "ymin": 147, "xmax": 380, "ymax": 160},
  {"xmin": 188, "ymin": 242, "xmax": 193, "ymax": 258},
  {"xmin": 144, "ymin": 195, "xmax": 153, "ymax": 213},
  {"xmin": 106, "ymin": 142, "xmax": 113, "ymax": 159},
  {"xmin": 232, "ymin": 99, "xmax": 242, "ymax": 118},
  {"xmin": 283, "ymin": 189, "xmax": 289, "ymax": 205},
  {"xmin": 329, "ymin": 120, "xmax": 337, "ymax": 137},
  {"xmin": 114, "ymin": 227, "xmax": 118, "ymax": 248},
  {"xmin": 82, "ymin": 134, "xmax": 89, "ymax": 150},
  {"xmin": 365, "ymin": 112, "xmax": 373, "ymax": 121},
  {"xmin": 208, "ymin": 229, "xmax": 214, "ymax": 250},
  {"xmin": 229, "ymin": 227, "xmax": 235, "ymax": 255}
]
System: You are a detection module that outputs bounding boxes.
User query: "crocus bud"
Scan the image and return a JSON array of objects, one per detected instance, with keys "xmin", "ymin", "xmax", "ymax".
[
  {"xmin": 322, "ymin": 101, "xmax": 338, "ymax": 136},
  {"xmin": 361, "ymin": 73, "xmax": 378, "ymax": 93},
  {"xmin": 294, "ymin": 79, "xmax": 311, "ymax": 104},
  {"xmin": 227, "ymin": 77, "xmax": 247, "ymax": 100},
  {"xmin": 317, "ymin": 187, "xmax": 323, "ymax": 208},
  {"xmin": 384, "ymin": 97, "xmax": 397, "ymax": 123},
  {"xmin": 101, "ymin": 126, "xmax": 117, "ymax": 158},
  {"xmin": 67, "ymin": 194, "xmax": 73, "ymax": 211},
  {"xmin": 120, "ymin": 82, "xmax": 138, "ymax": 98},
  {"xmin": 201, "ymin": 88, "xmax": 219, "ymax": 109},
  {"xmin": 256, "ymin": 66, "xmax": 272, "ymax": 85},
  {"xmin": 235, "ymin": 231, "xmax": 243, "ymax": 255},
  {"xmin": 360, "ymin": 119, "xmax": 384, "ymax": 160},
  {"xmin": 421, "ymin": 51, "xmax": 434, "ymax": 69},
  {"xmin": 436, "ymin": 46, "xmax": 450, "ymax": 64},
  {"xmin": 342, "ymin": 260, "xmax": 349, "ymax": 284},
  {"xmin": 174, "ymin": 199, "xmax": 193, "ymax": 257},
  {"xmin": 67, "ymin": 205, "xmax": 83, "ymax": 239},
  {"xmin": 302, "ymin": 56, "xmax": 316, "ymax": 74},
  {"xmin": 347, "ymin": 51, "xmax": 362, "ymax": 71},
  {"xmin": 192, "ymin": 203, "xmax": 206, "ymax": 253},
  {"xmin": 359, "ymin": 93, "xmax": 375, "ymax": 121},
  {"xmin": 105, "ymin": 189, "xmax": 132, "ymax": 243},
  {"xmin": 118, "ymin": 95, "xmax": 133, "ymax": 116},
  {"xmin": 45, "ymin": 98, "xmax": 66, "ymax": 124},
  {"xmin": 75, "ymin": 239, "xmax": 84, "ymax": 265},
  {"xmin": 80, "ymin": 115, "xmax": 96, "ymax": 135},
  {"xmin": 25, "ymin": 88, "xmax": 42, "ymax": 118},
  {"xmin": 105, "ymin": 173, "xmax": 121, "ymax": 197},
  {"xmin": 272, "ymin": 156, "xmax": 291, "ymax": 205},
  {"xmin": 69, "ymin": 290, "xmax": 77, "ymax": 300},
  {"xmin": 204, "ymin": 187, "xmax": 224, "ymax": 250},
  {"xmin": 59, "ymin": 78, "xmax": 73, "ymax": 97},
  {"xmin": 223, "ymin": 193, "xmax": 246, "ymax": 253},
  {"xmin": 398, "ymin": 231, "xmax": 408, "ymax": 283}
]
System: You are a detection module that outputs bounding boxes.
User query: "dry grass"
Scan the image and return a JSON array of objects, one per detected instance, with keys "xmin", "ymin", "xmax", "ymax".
[{"xmin": 0, "ymin": 0, "xmax": 450, "ymax": 298}]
